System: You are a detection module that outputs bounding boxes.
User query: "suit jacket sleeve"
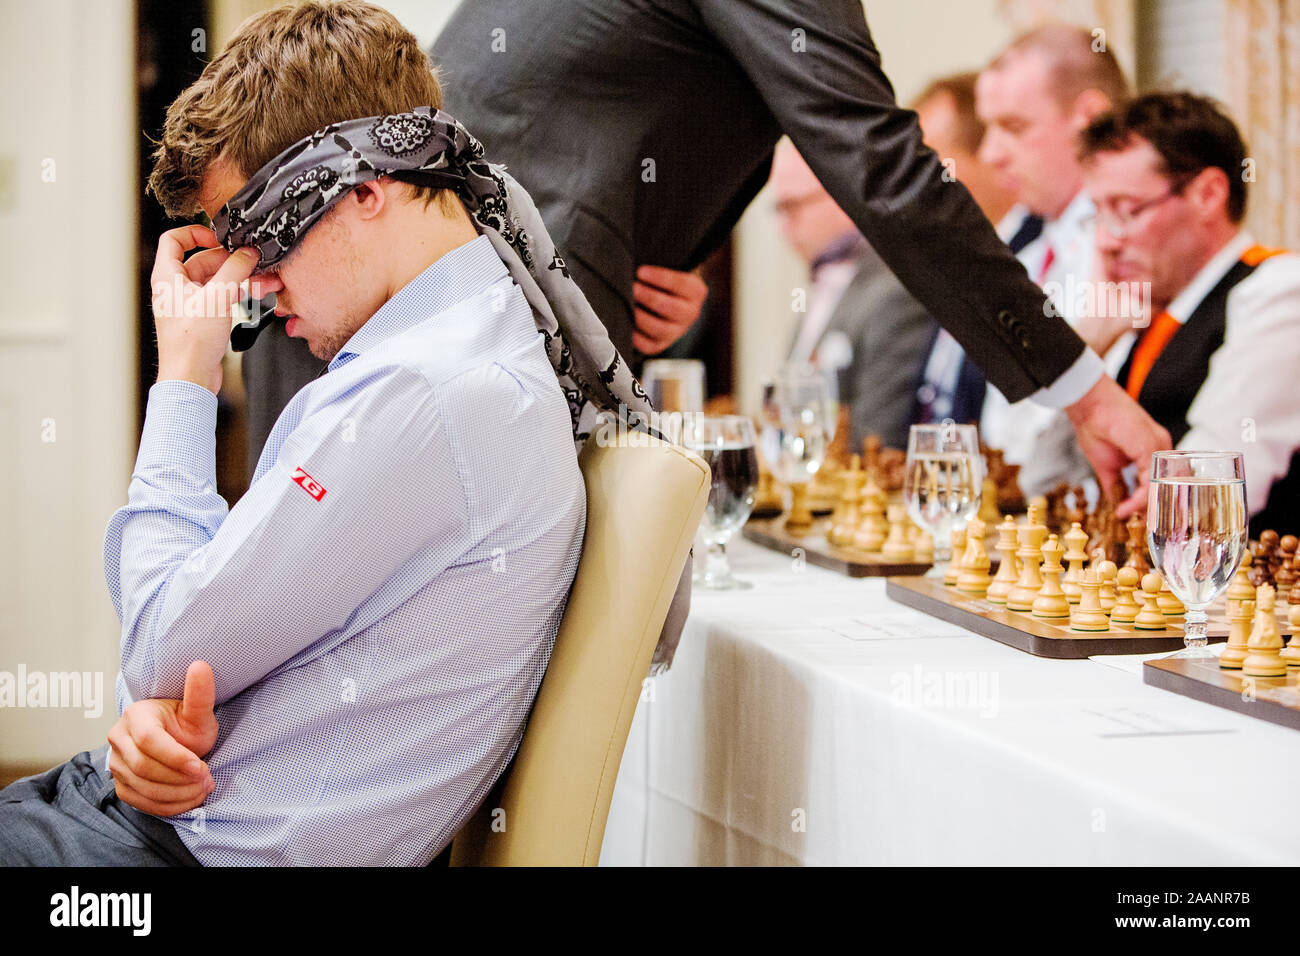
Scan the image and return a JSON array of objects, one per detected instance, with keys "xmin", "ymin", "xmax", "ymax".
[{"xmin": 693, "ymin": 0, "xmax": 1088, "ymax": 403}]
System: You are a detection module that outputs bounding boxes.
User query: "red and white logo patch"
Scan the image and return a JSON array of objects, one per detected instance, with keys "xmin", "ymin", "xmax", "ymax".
[{"xmin": 290, "ymin": 466, "xmax": 326, "ymax": 501}]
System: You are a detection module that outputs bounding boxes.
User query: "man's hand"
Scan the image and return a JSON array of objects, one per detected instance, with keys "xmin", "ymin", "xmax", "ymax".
[
  {"xmin": 151, "ymin": 225, "xmax": 260, "ymax": 395},
  {"xmin": 108, "ymin": 661, "xmax": 220, "ymax": 817},
  {"xmin": 1065, "ymin": 375, "xmax": 1172, "ymax": 519},
  {"xmin": 632, "ymin": 265, "xmax": 708, "ymax": 355}
]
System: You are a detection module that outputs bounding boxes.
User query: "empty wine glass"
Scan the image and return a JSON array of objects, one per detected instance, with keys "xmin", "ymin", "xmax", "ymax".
[
  {"xmin": 684, "ymin": 415, "xmax": 759, "ymax": 590},
  {"xmin": 758, "ymin": 364, "xmax": 833, "ymax": 534},
  {"xmin": 903, "ymin": 422, "xmax": 982, "ymax": 563},
  {"xmin": 1147, "ymin": 450, "xmax": 1248, "ymax": 658}
]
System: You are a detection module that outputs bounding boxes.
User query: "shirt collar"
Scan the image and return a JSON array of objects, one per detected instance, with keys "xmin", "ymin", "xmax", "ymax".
[
  {"xmin": 1165, "ymin": 230, "xmax": 1254, "ymax": 323},
  {"xmin": 328, "ymin": 234, "xmax": 509, "ymax": 371},
  {"xmin": 1043, "ymin": 189, "xmax": 1094, "ymax": 244}
]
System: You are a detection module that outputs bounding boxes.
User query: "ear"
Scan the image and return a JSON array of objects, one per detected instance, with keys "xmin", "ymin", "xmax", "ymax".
[
  {"xmin": 1185, "ymin": 166, "xmax": 1230, "ymax": 222},
  {"xmin": 1071, "ymin": 89, "xmax": 1113, "ymax": 129},
  {"xmin": 349, "ymin": 179, "xmax": 389, "ymax": 221}
]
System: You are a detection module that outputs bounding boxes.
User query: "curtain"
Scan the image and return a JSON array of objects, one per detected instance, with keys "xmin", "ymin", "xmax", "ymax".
[{"xmin": 1221, "ymin": 0, "xmax": 1300, "ymax": 249}]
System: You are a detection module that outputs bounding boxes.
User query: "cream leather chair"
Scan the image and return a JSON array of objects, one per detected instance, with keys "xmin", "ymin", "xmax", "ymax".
[{"xmin": 450, "ymin": 434, "xmax": 710, "ymax": 866}]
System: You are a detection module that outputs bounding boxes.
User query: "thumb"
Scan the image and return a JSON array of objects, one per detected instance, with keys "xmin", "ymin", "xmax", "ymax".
[
  {"xmin": 178, "ymin": 660, "xmax": 216, "ymax": 731},
  {"xmin": 208, "ymin": 247, "xmax": 261, "ymax": 314}
]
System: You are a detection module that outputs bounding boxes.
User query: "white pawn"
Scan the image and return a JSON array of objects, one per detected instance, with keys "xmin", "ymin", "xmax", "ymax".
[
  {"xmin": 957, "ymin": 518, "xmax": 991, "ymax": 596},
  {"xmin": 881, "ymin": 505, "xmax": 915, "ymax": 561},
  {"xmin": 1133, "ymin": 573, "xmax": 1167, "ymax": 630}
]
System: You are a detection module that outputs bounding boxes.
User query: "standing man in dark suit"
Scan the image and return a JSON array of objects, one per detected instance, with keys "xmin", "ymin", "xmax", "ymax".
[
  {"xmin": 243, "ymin": 0, "xmax": 1168, "ymax": 514},
  {"xmin": 427, "ymin": 0, "xmax": 1167, "ymax": 514},
  {"xmin": 769, "ymin": 74, "xmax": 1023, "ymax": 452}
]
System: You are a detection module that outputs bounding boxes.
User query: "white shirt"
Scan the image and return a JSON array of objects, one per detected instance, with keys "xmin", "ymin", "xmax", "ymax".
[
  {"xmin": 1164, "ymin": 231, "xmax": 1300, "ymax": 517},
  {"xmin": 104, "ymin": 236, "xmax": 586, "ymax": 865}
]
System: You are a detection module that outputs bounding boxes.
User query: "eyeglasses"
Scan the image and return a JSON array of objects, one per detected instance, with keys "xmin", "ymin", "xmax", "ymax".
[{"xmin": 1089, "ymin": 176, "xmax": 1192, "ymax": 238}]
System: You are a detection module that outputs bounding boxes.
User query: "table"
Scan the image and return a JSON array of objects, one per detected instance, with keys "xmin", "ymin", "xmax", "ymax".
[{"xmin": 598, "ymin": 537, "xmax": 1300, "ymax": 865}]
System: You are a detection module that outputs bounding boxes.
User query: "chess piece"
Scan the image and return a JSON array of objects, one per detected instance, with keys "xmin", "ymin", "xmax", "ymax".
[
  {"xmin": 1007, "ymin": 505, "xmax": 1048, "ymax": 612},
  {"xmin": 785, "ymin": 482, "xmax": 814, "ymax": 536},
  {"xmin": 881, "ymin": 505, "xmax": 915, "ymax": 561},
  {"xmin": 1156, "ymin": 577, "xmax": 1185, "ymax": 616},
  {"xmin": 828, "ymin": 456, "xmax": 864, "ymax": 547},
  {"xmin": 862, "ymin": 434, "xmax": 882, "ymax": 476},
  {"xmin": 914, "ymin": 527, "xmax": 934, "ymax": 563},
  {"xmin": 1133, "ymin": 573, "xmax": 1168, "ymax": 630},
  {"xmin": 1061, "ymin": 521, "xmax": 1089, "ymax": 605},
  {"xmin": 1095, "ymin": 560, "xmax": 1118, "ymax": 614},
  {"xmin": 1227, "ymin": 551, "xmax": 1255, "ymax": 615},
  {"xmin": 986, "ymin": 516, "xmax": 1020, "ymax": 605},
  {"xmin": 1250, "ymin": 531, "xmax": 1279, "ymax": 588},
  {"xmin": 1281, "ymin": 604, "xmax": 1300, "ymax": 667},
  {"xmin": 978, "ymin": 477, "xmax": 1000, "ymax": 526},
  {"xmin": 1032, "ymin": 534, "xmax": 1070, "ymax": 618},
  {"xmin": 944, "ymin": 526, "xmax": 968, "ymax": 587},
  {"xmin": 751, "ymin": 468, "xmax": 783, "ymax": 518},
  {"xmin": 1109, "ymin": 567, "xmax": 1141, "ymax": 625},
  {"xmin": 806, "ymin": 466, "xmax": 840, "ymax": 516},
  {"xmin": 1275, "ymin": 534, "xmax": 1297, "ymax": 601},
  {"xmin": 851, "ymin": 472, "xmax": 887, "ymax": 552},
  {"xmin": 1070, "ymin": 570, "xmax": 1110, "ymax": 631},
  {"xmin": 957, "ymin": 519, "xmax": 992, "ymax": 595},
  {"xmin": 1220, "ymin": 597, "xmax": 1254, "ymax": 669},
  {"xmin": 1243, "ymin": 585, "xmax": 1287, "ymax": 677},
  {"xmin": 1123, "ymin": 514, "xmax": 1150, "ymax": 574},
  {"xmin": 1290, "ymin": 568, "xmax": 1300, "ymax": 632}
]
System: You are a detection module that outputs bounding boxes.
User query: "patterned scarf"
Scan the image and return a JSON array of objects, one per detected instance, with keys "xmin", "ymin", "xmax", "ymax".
[
  {"xmin": 212, "ymin": 106, "xmax": 654, "ymax": 445},
  {"xmin": 212, "ymin": 107, "xmax": 690, "ymax": 672}
]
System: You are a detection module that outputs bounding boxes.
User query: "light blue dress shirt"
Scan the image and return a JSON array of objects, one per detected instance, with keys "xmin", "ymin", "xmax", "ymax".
[{"xmin": 103, "ymin": 235, "xmax": 586, "ymax": 865}]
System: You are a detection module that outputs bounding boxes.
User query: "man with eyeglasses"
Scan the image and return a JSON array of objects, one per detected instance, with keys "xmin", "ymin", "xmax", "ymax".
[{"xmin": 1080, "ymin": 91, "xmax": 1300, "ymax": 535}]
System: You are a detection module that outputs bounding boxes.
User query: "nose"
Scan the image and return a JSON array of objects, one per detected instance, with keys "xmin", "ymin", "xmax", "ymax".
[
  {"xmin": 978, "ymin": 129, "xmax": 1008, "ymax": 168},
  {"xmin": 248, "ymin": 271, "xmax": 284, "ymax": 300}
]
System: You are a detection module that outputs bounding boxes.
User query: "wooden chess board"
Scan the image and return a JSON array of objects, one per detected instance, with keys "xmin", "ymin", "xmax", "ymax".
[
  {"xmin": 1144, "ymin": 657, "xmax": 1300, "ymax": 733},
  {"xmin": 743, "ymin": 516, "xmax": 932, "ymax": 578},
  {"xmin": 883, "ymin": 575, "xmax": 1292, "ymax": 659}
]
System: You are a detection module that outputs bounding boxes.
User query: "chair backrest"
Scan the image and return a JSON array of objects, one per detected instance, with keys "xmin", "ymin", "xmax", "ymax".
[{"xmin": 450, "ymin": 435, "xmax": 710, "ymax": 866}]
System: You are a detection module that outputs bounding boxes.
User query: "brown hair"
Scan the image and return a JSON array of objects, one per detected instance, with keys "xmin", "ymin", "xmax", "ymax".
[
  {"xmin": 990, "ymin": 23, "xmax": 1130, "ymax": 111},
  {"xmin": 1080, "ymin": 91, "xmax": 1249, "ymax": 223},
  {"xmin": 911, "ymin": 72, "xmax": 985, "ymax": 154},
  {"xmin": 147, "ymin": 0, "xmax": 451, "ymax": 218}
]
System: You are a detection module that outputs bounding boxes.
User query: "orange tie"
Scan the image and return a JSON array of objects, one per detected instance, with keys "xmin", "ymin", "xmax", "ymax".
[{"xmin": 1124, "ymin": 311, "xmax": 1180, "ymax": 400}]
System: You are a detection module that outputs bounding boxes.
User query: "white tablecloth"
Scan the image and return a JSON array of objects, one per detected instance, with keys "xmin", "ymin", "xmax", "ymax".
[{"xmin": 599, "ymin": 537, "xmax": 1300, "ymax": 866}]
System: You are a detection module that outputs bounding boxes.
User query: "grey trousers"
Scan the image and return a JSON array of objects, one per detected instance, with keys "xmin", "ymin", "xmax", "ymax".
[{"xmin": 0, "ymin": 745, "xmax": 200, "ymax": 866}]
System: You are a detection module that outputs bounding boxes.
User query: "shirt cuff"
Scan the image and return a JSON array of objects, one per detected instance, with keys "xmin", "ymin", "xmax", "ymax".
[
  {"xmin": 1028, "ymin": 348, "xmax": 1105, "ymax": 410},
  {"xmin": 133, "ymin": 380, "xmax": 219, "ymax": 480}
]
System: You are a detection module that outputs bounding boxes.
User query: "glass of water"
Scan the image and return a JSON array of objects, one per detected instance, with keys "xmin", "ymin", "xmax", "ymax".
[
  {"xmin": 684, "ymin": 415, "xmax": 760, "ymax": 590},
  {"xmin": 1147, "ymin": 450, "xmax": 1248, "ymax": 658},
  {"xmin": 903, "ymin": 422, "xmax": 982, "ymax": 563}
]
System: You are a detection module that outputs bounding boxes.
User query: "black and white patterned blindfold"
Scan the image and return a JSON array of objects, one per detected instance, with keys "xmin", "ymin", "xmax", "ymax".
[{"xmin": 211, "ymin": 106, "xmax": 653, "ymax": 445}]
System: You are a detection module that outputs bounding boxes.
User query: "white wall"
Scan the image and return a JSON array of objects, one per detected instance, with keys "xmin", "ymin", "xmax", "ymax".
[{"xmin": 0, "ymin": 0, "xmax": 136, "ymax": 766}]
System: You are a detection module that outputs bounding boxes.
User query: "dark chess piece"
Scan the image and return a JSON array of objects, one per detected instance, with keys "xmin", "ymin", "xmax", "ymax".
[
  {"xmin": 1251, "ymin": 530, "xmax": 1279, "ymax": 588},
  {"xmin": 1123, "ymin": 514, "xmax": 1150, "ymax": 575}
]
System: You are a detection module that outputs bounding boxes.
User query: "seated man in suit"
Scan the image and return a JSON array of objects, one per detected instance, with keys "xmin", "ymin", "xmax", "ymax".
[
  {"xmin": 0, "ymin": 0, "xmax": 643, "ymax": 866},
  {"xmin": 1081, "ymin": 92, "xmax": 1300, "ymax": 534},
  {"xmin": 771, "ymin": 74, "xmax": 1017, "ymax": 451}
]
